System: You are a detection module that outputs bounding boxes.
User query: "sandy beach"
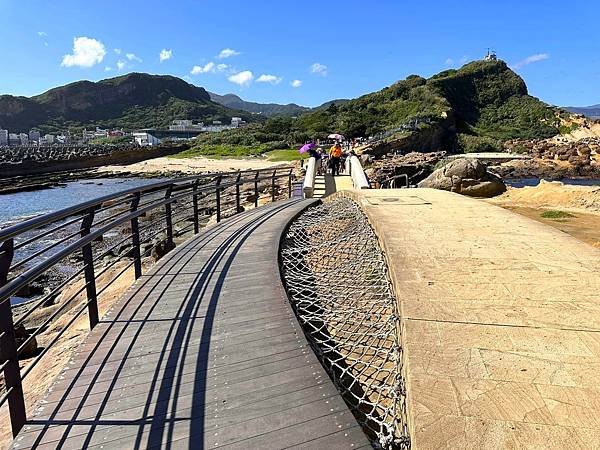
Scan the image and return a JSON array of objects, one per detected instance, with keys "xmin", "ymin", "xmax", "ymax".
[
  {"xmin": 96, "ymin": 155, "xmax": 289, "ymax": 175},
  {"xmin": 488, "ymin": 180, "xmax": 600, "ymax": 248}
]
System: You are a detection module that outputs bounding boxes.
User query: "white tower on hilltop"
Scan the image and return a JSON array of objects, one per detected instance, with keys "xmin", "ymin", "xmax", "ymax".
[{"xmin": 484, "ymin": 48, "xmax": 498, "ymax": 61}]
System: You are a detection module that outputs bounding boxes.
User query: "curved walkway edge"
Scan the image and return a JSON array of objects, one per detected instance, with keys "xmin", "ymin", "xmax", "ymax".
[
  {"xmin": 341, "ymin": 188, "xmax": 600, "ymax": 449},
  {"xmin": 10, "ymin": 199, "xmax": 370, "ymax": 450}
]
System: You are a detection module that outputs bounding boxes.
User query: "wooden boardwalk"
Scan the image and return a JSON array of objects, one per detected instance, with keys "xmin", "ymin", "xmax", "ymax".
[{"xmin": 10, "ymin": 199, "xmax": 370, "ymax": 450}]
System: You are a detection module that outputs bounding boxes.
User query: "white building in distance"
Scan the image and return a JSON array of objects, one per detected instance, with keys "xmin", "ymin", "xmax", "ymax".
[
  {"xmin": 133, "ymin": 132, "xmax": 161, "ymax": 147},
  {"xmin": 8, "ymin": 133, "xmax": 20, "ymax": 146},
  {"xmin": 169, "ymin": 119, "xmax": 204, "ymax": 132},
  {"xmin": 29, "ymin": 130, "xmax": 41, "ymax": 143},
  {"xmin": 0, "ymin": 129, "xmax": 8, "ymax": 146}
]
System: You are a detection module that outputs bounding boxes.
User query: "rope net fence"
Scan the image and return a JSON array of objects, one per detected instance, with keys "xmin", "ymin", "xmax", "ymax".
[{"xmin": 279, "ymin": 196, "xmax": 410, "ymax": 449}]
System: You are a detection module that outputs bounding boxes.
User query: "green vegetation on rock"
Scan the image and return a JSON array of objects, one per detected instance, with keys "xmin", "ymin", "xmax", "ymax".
[
  {"xmin": 188, "ymin": 60, "xmax": 563, "ymax": 156},
  {"xmin": 540, "ymin": 210, "xmax": 575, "ymax": 219},
  {"xmin": 457, "ymin": 134, "xmax": 503, "ymax": 153}
]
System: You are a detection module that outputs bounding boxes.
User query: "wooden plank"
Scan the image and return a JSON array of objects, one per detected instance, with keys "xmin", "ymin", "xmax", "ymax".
[{"xmin": 11, "ymin": 199, "xmax": 370, "ymax": 450}]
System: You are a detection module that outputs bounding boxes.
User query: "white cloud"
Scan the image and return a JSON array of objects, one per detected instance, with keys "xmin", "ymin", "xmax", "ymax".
[
  {"xmin": 512, "ymin": 53, "xmax": 550, "ymax": 69},
  {"xmin": 37, "ymin": 31, "xmax": 47, "ymax": 37},
  {"xmin": 310, "ymin": 62, "xmax": 328, "ymax": 76},
  {"xmin": 159, "ymin": 49, "xmax": 172, "ymax": 62},
  {"xmin": 290, "ymin": 79, "xmax": 302, "ymax": 88},
  {"xmin": 61, "ymin": 36, "xmax": 106, "ymax": 68},
  {"xmin": 228, "ymin": 70, "xmax": 254, "ymax": 87},
  {"xmin": 191, "ymin": 62, "xmax": 216, "ymax": 74},
  {"xmin": 218, "ymin": 48, "xmax": 240, "ymax": 59},
  {"xmin": 114, "ymin": 48, "xmax": 122, "ymax": 55},
  {"xmin": 256, "ymin": 74, "xmax": 282, "ymax": 85},
  {"xmin": 105, "ymin": 66, "xmax": 112, "ymax": 72},
  {"xmin": 126, "ymin": 53, "xmax": 142, "ymax": 62},
  {"xmin": 216, "ymin": 63, "xmax": 228, "ymax": 71},
  {"xmin": 116, "ymin": 60, "xmax": 126, "ymax": 71},
  {"xmin": 445, "ymin": 58, "xmax": 454, "ymax": 65}
]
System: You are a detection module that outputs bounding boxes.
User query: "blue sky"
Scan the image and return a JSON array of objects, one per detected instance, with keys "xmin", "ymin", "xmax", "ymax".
[{"xmin": 0, "ymin": 0, "xmax": 598, "ymax": 107}]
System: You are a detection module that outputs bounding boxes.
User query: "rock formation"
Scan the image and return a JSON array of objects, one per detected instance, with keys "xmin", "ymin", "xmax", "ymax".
[
  {"xmin": 366, "ymin": 151, "xmax": 446, "ymax": 186},
  {"xmin": 418, "ymin": 158, "xmax": 506, "ymax": 197}
]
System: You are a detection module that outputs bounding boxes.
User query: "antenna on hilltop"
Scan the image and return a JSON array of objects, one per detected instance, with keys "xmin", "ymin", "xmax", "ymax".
[{"xmin": 484, "ymin": 48, "xmax": 498, "ymax": 61}]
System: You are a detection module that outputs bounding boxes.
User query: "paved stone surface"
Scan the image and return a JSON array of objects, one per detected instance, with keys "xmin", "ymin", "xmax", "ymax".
[
  {"xmin": 9, "ymin": 199, "xmax": 369, "ymax": 450},
  {"xmin": 345, "ymin": 188, "xmax": 600, "ymax": 449}
]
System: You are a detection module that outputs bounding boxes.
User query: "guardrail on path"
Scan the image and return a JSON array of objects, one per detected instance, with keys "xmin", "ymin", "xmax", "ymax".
[{"xmin": 0, "ymin": 166, "xmax": 295, "ymax": 437}]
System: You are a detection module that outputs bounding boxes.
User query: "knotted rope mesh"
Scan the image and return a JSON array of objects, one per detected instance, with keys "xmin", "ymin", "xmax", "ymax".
[{"xmin": 279, "ymin": 197, "xmax": 410, "ymax": 449}]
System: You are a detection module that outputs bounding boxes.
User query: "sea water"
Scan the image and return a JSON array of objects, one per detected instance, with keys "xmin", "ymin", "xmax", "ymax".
[
  {"xmin": 505, "ymin": 178, "xmax": 600, "ymax": 188},
  {"xmin": 0, "ymin": 177, "xmax": 164, "ymax": 226}
]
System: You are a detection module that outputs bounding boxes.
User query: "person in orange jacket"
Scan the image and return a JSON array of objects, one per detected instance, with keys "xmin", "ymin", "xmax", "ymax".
[{"xmin": 329, "ymin": 142, "xmax": 343, "ymax": 176}]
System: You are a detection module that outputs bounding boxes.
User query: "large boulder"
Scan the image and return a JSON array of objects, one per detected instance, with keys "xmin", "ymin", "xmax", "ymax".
[{"xmin": 418, "ymin": 158, "xmax": 506, "ymax": 197}]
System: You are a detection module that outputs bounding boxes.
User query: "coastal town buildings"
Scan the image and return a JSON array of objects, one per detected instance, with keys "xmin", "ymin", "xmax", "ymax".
[
  {"xmin": 8, "ymin": 133, "xmax": 20, "ymax": 146},
  {"xmin": 0, "ymin": 116, "xmax": 245, "ymax": 148},
  {"xmin": 169, "ymin": 119, "xmax": 204, "ymax": 132},
  {"xmin": 28, "ymin": 130, "xmax": 40, "ymax": 143}
]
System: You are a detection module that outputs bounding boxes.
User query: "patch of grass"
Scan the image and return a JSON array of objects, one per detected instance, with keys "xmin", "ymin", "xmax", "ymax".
[
  {"xmin": 266, "ymin": 149, "xmax": 308, "ymax": 162},
  {"xmin": 169, "ymin": 144, "xmax": 269, "ymax": 159},
  {"xmin": 540, "ymin": 210, "xmax": 575, "ymax": 220}
]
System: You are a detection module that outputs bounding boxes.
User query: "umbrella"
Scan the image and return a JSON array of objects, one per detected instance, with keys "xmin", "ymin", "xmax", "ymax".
[
  {"xmin": 299, "ymin": 143, "xmax": 315, "ymax": 153},
  {"xmin": 328, "ymin": 133, "xmax": 345, "ymax": 141}
]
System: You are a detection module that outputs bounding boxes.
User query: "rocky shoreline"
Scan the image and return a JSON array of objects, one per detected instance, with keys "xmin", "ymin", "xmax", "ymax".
[{"xmin": 0, "ymin": 142, "xmax": 190, "ymax": 178}]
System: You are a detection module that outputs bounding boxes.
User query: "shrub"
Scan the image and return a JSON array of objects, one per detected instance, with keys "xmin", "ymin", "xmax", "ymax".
[
  {"xmin": 457, "ymin": 134, "xmax": 503, "ymax": 153},
  {"xmin": 540, "ymin": 210, "xmax": 575, "ymax": 219}
]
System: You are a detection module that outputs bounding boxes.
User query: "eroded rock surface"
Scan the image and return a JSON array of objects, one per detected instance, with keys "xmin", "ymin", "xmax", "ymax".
[{"xmin": 418, "ymin": 158, "xmax": 506, "ymax": 197}]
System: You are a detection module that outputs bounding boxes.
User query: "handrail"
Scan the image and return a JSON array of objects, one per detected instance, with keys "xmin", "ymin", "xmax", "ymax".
[
  {"xmin": 0, "ymin": 167, "xmax": 289, "ymax": 242},
  {"xmin": 0, "ymin": 165, "xmax": 295, "ymax": 438},
  {"xmin": 345, "ymin": 155, "xmax": 370, "ymax": 190},
  {"xmin": 302, "ymin": 157, "xmax": 317, "ymax": 198},
  {"xmin": 380, "ymin": 174, "xmax": 409, "ymax": 189}
]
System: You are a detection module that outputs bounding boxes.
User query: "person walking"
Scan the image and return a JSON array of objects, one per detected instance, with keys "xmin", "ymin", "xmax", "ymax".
[{"xmin": 329, "ymin": 142, "xmax": 343, "ymax": 176}]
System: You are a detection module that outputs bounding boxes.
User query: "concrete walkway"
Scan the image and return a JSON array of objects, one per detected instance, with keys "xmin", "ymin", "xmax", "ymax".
[
  {"xmin": 346, "ymin": 188, "xmax": 600, "ymax": 449},
  {"xmin": 312, "ymin": 174, "xmax": 353, "ymax": 198}
]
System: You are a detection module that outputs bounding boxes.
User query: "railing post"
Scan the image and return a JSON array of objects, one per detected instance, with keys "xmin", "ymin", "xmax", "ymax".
[
  {"xmin": 0, "ymin": 239, "xmax": 26, "ymax": 437},
  {"xmin": 271, "ymin": 169, "xmax": 277, "ymax": 203},
  {"xmin": 288, "ymin": 169, "xmax": 293, "ymax": 198},
  {"xmin": 80, "ymin": 208, "xmax": 99, "ymax": 330},
  {"xmin": 254, "ymin": 171, "xmax": 259, "ymax": 208},
  {"xmin": 130, "ymin": 192, "xmax": 142, "ymax": 279},
  {"xmin": 192, "ymin": 179, "xmax": 200, "ymax": 234},
  {"xmin": 235, "ymin": 172, "xmax": 242, "ymax": 213},
  {"xmin": 215, "ymin": 175, "xmax": 222, "ymax": 223},
  {"xmin": 164, "ymin": 185, "xmax": 174, "ymax": 246}
]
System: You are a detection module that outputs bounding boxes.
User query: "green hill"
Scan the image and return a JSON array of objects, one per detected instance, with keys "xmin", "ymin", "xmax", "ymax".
[
  {"xmin": 290, "ymin": 60, "xmax": 559, "ymax": 140},
  {"xmin": 565, "ymin": 104, "xmax": 600, "ymax": 119},
  {"xmin": 208, "ymin": 92, "xmax": 310, "ymax": 117},
  {"xmin": 186, "ymin": 60, "xmax": 562, "ymax": 156},
  {"xmin": 0, "ymin": 73, "xmax": 256, "ymax": 133}
]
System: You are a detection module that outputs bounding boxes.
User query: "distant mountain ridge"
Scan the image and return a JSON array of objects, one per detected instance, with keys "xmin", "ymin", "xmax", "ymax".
[
  {"xmin": 565, "ymin": 104, "xmax": 600, "ymax": 118},
  {"xmin": 208, "ymin": 92, "xmax": 310, "ymax": 117},
  {"xmin": 0, "ymin": 73, "xmax": 255, "ymax": 133}
]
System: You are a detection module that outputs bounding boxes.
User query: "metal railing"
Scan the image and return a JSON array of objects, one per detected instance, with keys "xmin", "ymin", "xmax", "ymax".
[
  {"xmin": 380, "ymin": 174, "xmax": 409, "ymax": 189},
  {"xmin": 0, "ymin": 166, "xmax": 294, "ymax": 437}
]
